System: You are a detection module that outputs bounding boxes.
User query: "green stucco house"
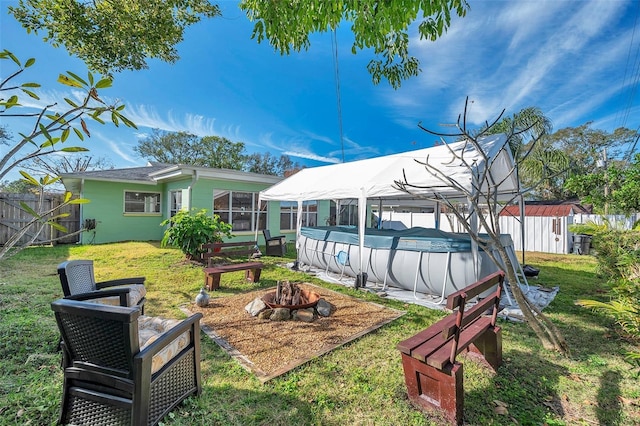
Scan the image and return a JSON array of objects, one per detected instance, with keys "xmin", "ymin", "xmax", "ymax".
[{"xmin": 60, "ymin": 162, "xmax": 325, "ymax": 247}]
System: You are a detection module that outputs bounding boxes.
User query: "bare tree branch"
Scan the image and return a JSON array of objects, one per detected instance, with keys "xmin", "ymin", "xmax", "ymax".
[{"xmin": 392, "ymin": 97, "xmax": 570, "ymax": 355}]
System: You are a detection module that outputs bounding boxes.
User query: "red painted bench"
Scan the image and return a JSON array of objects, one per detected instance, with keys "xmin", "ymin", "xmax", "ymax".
[
  {"xmin": 397, "ymin": 270, "xmax": 505, "ymax": 425},
  {"xmin": 201, "ymin": 241, "xmax": 264, "ymax": 291}
]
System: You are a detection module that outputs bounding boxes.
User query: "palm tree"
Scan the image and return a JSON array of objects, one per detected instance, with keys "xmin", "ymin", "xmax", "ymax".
[{"xmin": 480, "ymin": 107, "xmax": 569, "ymax": 199}]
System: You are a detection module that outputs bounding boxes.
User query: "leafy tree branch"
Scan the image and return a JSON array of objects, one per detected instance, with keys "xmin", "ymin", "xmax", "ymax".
[
  {"xmin": 9, "ymin": 0, "xmax": 221, "ymax": 75},
  {"xmin": 0, "ymin": 49, "xmax": 136, "ymax": 260},
  {"xmin": 10, "ymin": 0, "xmax": 468, "ymax": 87}
]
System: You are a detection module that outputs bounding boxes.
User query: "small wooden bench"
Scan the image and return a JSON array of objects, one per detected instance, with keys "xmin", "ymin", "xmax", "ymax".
[
  {"xmin": 397, "ymin": 271, "xmax": 505, "ymax": 425},
  {"xmin": 201, "ymin": 241, "xmax": 264, "ymax": 291}
]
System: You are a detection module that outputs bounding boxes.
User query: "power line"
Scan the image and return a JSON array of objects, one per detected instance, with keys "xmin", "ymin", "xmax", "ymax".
[
  {"xmin": 617, "ymin": 1, "xmax": 640, "ymax": 129},
  {"xmin": 331, "ymin": 28, "xmax": 345, "ymax": 163},
  {"xmin": 620, "ymin": 52, "xmax": 640, "ymax": 129},
  {"xmin": 623, "ymin": 125, "xmax": 640, "ymax": 165}
]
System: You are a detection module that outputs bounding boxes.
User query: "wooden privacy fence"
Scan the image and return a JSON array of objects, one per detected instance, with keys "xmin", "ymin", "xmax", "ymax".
[{"xmin": 0, "ymin": 193, "xmax": 81, "ymax": 246}]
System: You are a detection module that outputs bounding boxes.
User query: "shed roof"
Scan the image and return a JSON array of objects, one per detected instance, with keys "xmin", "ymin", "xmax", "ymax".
[{"xmin": 500, "ymin": 202, "xmax": 591, "ymax": 217}]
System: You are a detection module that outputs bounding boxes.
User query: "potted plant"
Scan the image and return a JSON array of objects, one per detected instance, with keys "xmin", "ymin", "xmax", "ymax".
[{"xmin": 160, "ymin": 208, "xmax": 233, "ymax": 261}]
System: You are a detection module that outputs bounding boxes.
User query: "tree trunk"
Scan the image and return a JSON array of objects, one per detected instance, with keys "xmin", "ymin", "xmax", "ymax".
[
  {"xmin": 497, "ymin": 245, "xmax": 570, "ymax": 356},
  {"xmin": 391, "ymin": 99, "xmax": 571, "ymax": 356}
]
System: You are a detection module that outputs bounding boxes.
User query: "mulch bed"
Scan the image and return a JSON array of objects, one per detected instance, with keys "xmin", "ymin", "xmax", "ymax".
[{"xmin": 184, "ymin": 283, "xmax": 405, "ymax": 382}]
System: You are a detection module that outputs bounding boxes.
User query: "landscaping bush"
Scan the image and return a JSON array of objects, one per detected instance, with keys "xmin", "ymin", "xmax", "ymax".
[
  {"xmin": 568, "ymin": 221, "xmax": 605, "ymax": 236},
  {"xmin": 591, "ymin": 229, "xmax": 640, "ymax": 280},
  {"xmin": 160, "ymin": 208, "xmax": 232, "ymax": 261},
  {"xmin": 578, "ymin": 229, "xmax": 640, "ymax": 372}
]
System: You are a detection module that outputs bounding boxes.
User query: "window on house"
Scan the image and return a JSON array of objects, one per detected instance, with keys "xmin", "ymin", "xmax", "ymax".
[
  {"xmin": 169, "ymin": 190, "xmax": 182, "ymax": 217},
  {"xmin": 213, "ymin": 190, "xmax": 266, "ymax": 232},
  {"xmin": 124, "ymin": 191, "xmax": 160, "ymax": 214},
  {"xmin": 338, "ymin": 202, "xmax": 358, "ymax": 226},
  {"xmin": 280, "ymin": 201, "xmax": 317, "ymax": 230},
  {"xmin": 327, "ymin": 201, "xmax": 357, "ymax": 226}
]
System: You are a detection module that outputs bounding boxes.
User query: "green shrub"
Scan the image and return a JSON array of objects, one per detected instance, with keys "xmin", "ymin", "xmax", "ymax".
[
  {"xmin": 580, "ymin": 229, "xmax": 640, "ymax": 373},
  {"xmin": 568, "ymin": 222, "xmax": 604, "ymax": 236},
  {"xmin": 160, "ymin": 208, "xmax": 232, "ymax": 260},
  {"xmin": 592, "ymin": 230, "xmax": 640, "ymax": 279}
]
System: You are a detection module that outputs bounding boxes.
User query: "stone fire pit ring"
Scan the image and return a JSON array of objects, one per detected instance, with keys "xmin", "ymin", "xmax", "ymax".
[{"xmin": 261, "ymin": 288, "xmax": 321, "ymax": 310}]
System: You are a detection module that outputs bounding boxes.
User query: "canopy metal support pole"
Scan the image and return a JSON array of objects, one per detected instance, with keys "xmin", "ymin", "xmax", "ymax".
[
  {"xmin": 355, "ymin": 191, "xmax": 367, "ymax": 288},
  {"xmin": 519, "ymin": 194, "xmax": 526, "ymax": 265},
  {"xmin": 294, "ymin": 200, "xmax": 304, "ymax": 269}
]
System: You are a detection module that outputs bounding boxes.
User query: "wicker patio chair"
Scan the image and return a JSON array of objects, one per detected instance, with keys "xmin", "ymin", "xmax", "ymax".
[
  {"xmin": 51, "ymin": 298, "xmax": 203, "ymax": 426},
  {"xmin": 57, "ymin": 260, "xmax": 146, "ymax": 312},
  {"xmin": 263, "ymin": 229, "xmax": 287, "ymax": 256}
]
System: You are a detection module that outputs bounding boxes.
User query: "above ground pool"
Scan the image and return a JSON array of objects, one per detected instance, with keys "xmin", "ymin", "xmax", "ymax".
[{"xmin": 298, "ymin": 226, "xmax": 513, "ymax": 300}]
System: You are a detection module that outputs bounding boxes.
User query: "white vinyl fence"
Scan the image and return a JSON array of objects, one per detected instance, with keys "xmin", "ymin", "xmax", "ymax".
[
  {"xmin": 571, "ymin": 214, "xmax": 640, "ymax": 230},
  {"xmin": 375, "ymin": 211, "xmax": 640, "ymax": 255}
]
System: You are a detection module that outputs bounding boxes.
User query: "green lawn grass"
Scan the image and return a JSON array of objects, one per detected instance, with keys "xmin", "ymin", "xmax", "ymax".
[{"xmin": 0, "ymin": 242, "xmax": 638, "ymax": 425}]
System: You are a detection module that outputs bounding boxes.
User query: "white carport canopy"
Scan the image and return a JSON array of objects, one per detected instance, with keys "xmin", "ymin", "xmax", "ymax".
[{"xmin": 258, "ymin": 134, "xmax": 519, "ymax": 281}]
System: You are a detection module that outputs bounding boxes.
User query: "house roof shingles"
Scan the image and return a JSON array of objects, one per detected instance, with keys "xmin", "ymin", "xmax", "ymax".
[{"xmin": 61, "ymin": 162, "xmax": 171, "ymax": 183}]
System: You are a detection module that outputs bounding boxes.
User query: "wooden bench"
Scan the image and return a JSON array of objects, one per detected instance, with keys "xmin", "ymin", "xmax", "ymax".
[
  {"xmin": 201, "ymin": 241, "xmax": 264, "ymax": 291},
  {"xmin": 396, "ymin": 271, "xmax": 505, "ymax": 425}
]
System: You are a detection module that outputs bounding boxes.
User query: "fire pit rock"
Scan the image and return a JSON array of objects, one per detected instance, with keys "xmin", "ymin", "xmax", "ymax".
[
  {"xmin": 245, "ymin": 298, "xmax": 267, "ymax": 316},
  {"xmin": 292, "ymin": 308, "xmax": 315, "ymax": 322},
  {"xmin": 269, "ymin": 307, "xmax": 291, "ymax": 321},
  {"xmin": 316, "ymin": 299, "xmax": 332, "ymax": 317}
]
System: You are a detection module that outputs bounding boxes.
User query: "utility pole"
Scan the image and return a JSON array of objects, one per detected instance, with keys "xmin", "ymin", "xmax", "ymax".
[{"xmin": 603, "ymin": 148, "xmax": 609, "ymax": 216}]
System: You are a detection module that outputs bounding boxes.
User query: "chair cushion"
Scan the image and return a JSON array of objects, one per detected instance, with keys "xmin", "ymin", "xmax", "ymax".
[
  {"xmin": 85, "ymin": 284, "xmax": 147, "ymax": 307},
  {"xmin": 123, "ymin": 284, "xmax": 146, "ymax": 306},
  {"xmin": 138, "ymin": 316, "xmax": 191, "ymax": 374}
]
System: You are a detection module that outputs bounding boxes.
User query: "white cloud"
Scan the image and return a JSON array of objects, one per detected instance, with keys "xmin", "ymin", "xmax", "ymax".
[
  {"xmin": 254, "ymin": 123, "xmax": 384, "ymax": 165},
  {"xmin": 253, "ymin": 119, "xmax": 368, "ymax": 163},
  {"xmin": 283, "ymin": 149, "xmax": 341, "ymax": 164},
  {"xmin": 300, "ymin": 130, "xmax": 337, "ymax": 146},
  {"xmin": 91, "ymin": 131, "xmax": 137, "ymax": 164},
  {"xmin": 335, "ymin": 135, "xmax": 380, "ymax": 159},
  {"xmin": 381, "ymin": 0, "xmax": 632, "ymax": 132},
  {"xmin": 122, "ymin": 105, "xmax": 246, "ymax": 141}
]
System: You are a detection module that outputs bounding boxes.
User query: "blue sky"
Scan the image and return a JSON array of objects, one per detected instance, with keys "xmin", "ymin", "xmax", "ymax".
[{"xmin": 2, "ymin": 0, "xmax": 640, "ymax": 180}]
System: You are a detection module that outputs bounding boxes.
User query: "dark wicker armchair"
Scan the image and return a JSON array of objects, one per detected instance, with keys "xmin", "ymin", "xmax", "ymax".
[
  {"xmin": 58, "ymin": 260, "xmax": 146, "ymax": 311},
  {"xmin": 263, "ymin": 229, "xmax": 287, "ymax": 256},
  {"xmin": 51, "ymin": 298, "xmax": 203, "ymax": 426}
]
